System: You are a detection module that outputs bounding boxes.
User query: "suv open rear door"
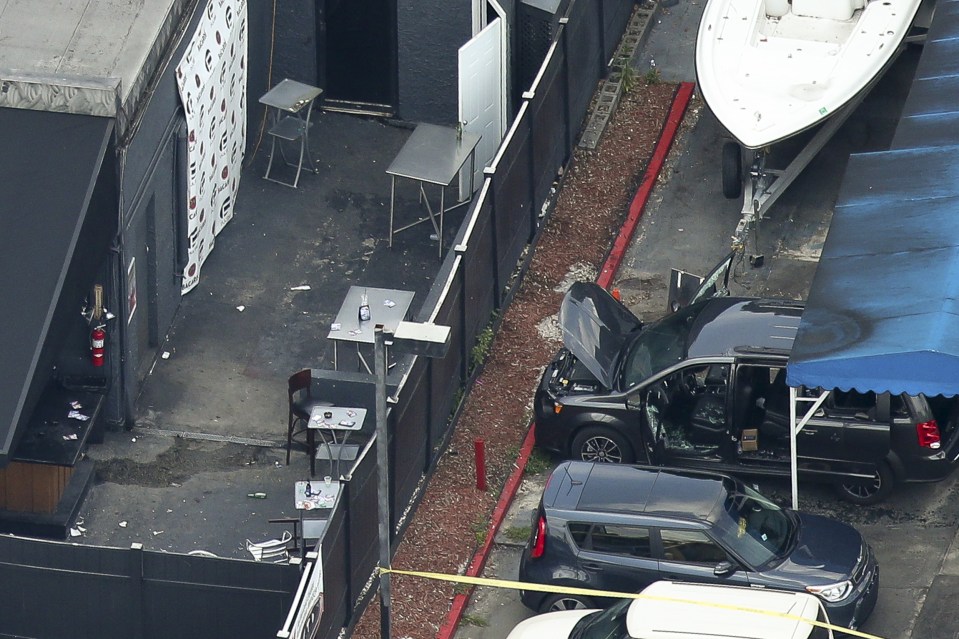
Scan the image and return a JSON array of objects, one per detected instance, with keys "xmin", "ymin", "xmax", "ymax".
[{"xmin": 666, "ymin": 251, "xmax": 735, "ymax": 313}]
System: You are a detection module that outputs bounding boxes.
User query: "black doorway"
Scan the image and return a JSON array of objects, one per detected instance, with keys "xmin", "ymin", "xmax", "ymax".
[{"xmin": 318, "ymin": 0, "xmax": 396, "ymax": 115}]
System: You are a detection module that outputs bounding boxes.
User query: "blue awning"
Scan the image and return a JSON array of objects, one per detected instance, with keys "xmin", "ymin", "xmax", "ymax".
[
  {"xmin": 891, "ymin": 0, "xmax": 959, "ymax": 150},
  {"xmin": 787, "ymin": 1, "xmax": 959, "ymax": 397},
  {"xmin": 786, "ymin": 145, "xmax": 959, "ymax": 396}
]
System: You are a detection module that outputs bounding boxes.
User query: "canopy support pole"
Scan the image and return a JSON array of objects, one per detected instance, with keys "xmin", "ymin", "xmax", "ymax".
[{"xmin": 789, "ymin": 387, "xmax": 831, "ymax": 510}]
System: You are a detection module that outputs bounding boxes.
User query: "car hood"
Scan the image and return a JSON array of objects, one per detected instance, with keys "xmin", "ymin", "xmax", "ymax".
[
  {"xmin": 505, "ymin": 609, "xmax": 597, "ymax": 639},
  {"xmin": 559, "ymin": 282, "xmax": 642, "ymax": 388},
  {"xmin": 763, "ymin": 512, "xmax": 864, "ymax": 587}
]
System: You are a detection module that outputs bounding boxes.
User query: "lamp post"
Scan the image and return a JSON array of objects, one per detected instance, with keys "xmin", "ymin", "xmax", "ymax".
[{"xmin": 374, "ymin": 321, "xmax": 450, "ymax": 639}]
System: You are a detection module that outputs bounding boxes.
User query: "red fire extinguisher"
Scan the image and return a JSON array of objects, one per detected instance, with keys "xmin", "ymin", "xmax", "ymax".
[{"xmin": 91, "ymin": 325, "xmax": 106, "ymax": 367}]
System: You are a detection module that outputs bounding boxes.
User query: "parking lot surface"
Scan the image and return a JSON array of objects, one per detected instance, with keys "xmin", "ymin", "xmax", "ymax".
[{"xmin": 455, "ymin": 4, "xmax": 959, "ymax": 639}]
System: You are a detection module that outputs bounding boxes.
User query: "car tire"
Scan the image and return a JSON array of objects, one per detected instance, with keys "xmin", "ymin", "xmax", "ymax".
[
  {"xmin": 722, "ymin": 141, "xmax": 743, "ymax": 199},
  {"xmin": 539, "ymin": 593, "xmax": 596, "ymax": 613},
  {"xmin": 572, "ymin": 426, "xmax": 635, "ymax": 464},
  {"xmin": 835, "ymin": 462, "xmax": 895, "ymax": 505}
]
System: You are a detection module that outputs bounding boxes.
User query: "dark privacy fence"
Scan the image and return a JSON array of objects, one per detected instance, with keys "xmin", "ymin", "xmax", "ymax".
[
  {"xmin": 0, "ymin": 1, "xmax": 639, "ymax": 638},
  {"xmin": 318, "ymin": 0, "xmax": 639, "ymax": 637},
  {"xmin": 0, "ymin": 534, "xmax": 301, "ymax": 639}
]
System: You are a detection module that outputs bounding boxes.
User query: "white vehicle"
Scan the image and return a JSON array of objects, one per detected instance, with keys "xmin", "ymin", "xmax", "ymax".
[{"xmin": 506, "ymin": 581, "xmax": 835, "ymax": 639}]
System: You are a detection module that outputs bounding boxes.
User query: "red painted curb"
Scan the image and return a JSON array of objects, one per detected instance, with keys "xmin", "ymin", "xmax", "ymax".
[
  {"xmin": 597, "ymin": 81, "xmax": 696, "ymax": 290},
  {"xmin": 436, "ymin": 81, "xmax": 696, "ymax": 639}
]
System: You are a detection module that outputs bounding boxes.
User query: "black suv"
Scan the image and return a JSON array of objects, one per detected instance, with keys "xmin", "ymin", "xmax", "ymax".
[
  {"xmin": 533, "ymin": 281, "xmax": 959, "ymax": 504},
  {"xmin": 518, "ymin": 461, "xmax": 880, "ymax": 631}
]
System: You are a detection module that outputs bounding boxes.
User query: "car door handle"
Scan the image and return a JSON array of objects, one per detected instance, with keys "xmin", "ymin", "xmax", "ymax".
[
  {"xmin": 582, "ymin": 562, "xmax": 603, "ymax": 570},
  {"xmin": 801, "ymin": 428, "xmax": 817, "ymax": 435}
]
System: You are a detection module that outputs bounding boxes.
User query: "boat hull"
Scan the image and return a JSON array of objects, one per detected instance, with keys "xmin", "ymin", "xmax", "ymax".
[{"xmin": 695, "ymin": 0, "xmax": 922, "ymax": 149}]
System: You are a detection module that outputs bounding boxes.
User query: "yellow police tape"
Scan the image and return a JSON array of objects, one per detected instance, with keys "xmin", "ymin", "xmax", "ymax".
[{"xmin": 379, "ymin": 567, "xmax": 885, "ymax": 639}]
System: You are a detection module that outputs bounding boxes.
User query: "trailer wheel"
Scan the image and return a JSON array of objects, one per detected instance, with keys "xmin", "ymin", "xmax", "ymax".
[{"xmin": 722, "ymin": 142, "xmax": 742, "ymax": 199}]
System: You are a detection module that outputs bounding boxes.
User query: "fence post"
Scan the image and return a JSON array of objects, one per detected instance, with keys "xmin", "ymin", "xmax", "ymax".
[
  {"xmin": 485, "ymin": 166, "xmax": 502, "ymax": 310},
  {"xmin": 559, "ymin": 18, "xmax": 573, "ymax": 165},
  {"xmin": 597, "ymin": 0, "xmax": 608, "ymax": 78},
  {"xmin": 342, "ymin": 479, "xmax": 355, "ymax": 625},
  {"xmin": 424, "ymin": 357, "xmax": 435, "ymax": 473},
  {"xmin": 522, "ymin": 92, "xmax": 537, "ymax": 244},
  {"xmin": 456, "ymin": 248, "xmax": 469, "ymax": 384},
  {"xmin": 130, "ymin": 542, "xmax": 146, "ymax": 639}
]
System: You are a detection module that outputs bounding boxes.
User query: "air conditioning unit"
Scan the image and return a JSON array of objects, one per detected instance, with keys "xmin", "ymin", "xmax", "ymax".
[{"xmin": 516, "ymin": 0, "xmax": 569, "ymax": 96}]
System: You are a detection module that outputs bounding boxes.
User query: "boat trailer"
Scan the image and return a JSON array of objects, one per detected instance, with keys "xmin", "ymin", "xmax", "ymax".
[{"xmin": 726, "ymin": 31, "xmax": 928, "ymax": 266}]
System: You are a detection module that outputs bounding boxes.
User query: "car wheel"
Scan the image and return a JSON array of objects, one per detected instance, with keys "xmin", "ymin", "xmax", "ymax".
[
  {"xmin": 835, "ymin": 462, "xmax": 895, "ymax": 505},
  {"xmin": 722, "ymin": 141, "xmax": 743, "ymax": 199},
  {"xmin": 539, "ymin": 593, "xmax": 596, "ymax": 613},
  {"xmin": 572, "ymin": 427, "xmax": 635, "ymax": 464}
]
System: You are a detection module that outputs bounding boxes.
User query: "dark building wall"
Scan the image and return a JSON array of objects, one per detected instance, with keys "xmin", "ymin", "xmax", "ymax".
[
  {"xmin": 106, "ymin": 0, "xmax": 294, "ymax": 425},
  {"xmin": 396, "ymin": 0, "xmax": 472, "ymax": 123},
  {"xmin": 497, "ymin": 0, "xmax": 519, "ymax": 115},
  {"xmin": 245, "ymin": 0, "xmax": 316, "ymax": 152},
  {"xmin": 246, "ymin": 0, "xmax": 276, "ymax": 151},
  {"xmin": 273, "ymin": 0, "xmax": 318, "ymax": 84},
  {"xmin": 114, "ymin": 0, "xmax": 214, "ymax": 425}
]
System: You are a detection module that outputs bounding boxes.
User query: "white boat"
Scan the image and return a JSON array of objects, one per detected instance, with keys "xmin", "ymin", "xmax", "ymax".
[{"xmin": 695, "ymin": 0, "xmax": 923, "ymax": 150}]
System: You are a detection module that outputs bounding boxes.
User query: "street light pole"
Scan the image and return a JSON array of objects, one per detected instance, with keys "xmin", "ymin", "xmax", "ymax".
[
  {"xmin": 373, "ymin": 320, "xmax": 450, "ymax": 639},
  {"xmin": 374, "ymin": 325, "xmax": 392, "ymax": 639}
]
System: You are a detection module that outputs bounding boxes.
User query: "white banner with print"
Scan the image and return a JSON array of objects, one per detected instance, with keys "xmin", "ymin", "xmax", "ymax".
[{"xmin": 175, "ymin": 0, "xmax": 248, "ymax": 294}]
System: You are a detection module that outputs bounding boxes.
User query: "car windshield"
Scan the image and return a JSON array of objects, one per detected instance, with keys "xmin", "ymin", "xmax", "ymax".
[
  {"xmin": 709, "ymin": 481, "xmax": 794, "ymax": 568},
  {"xmin": 619, "ymin": 305, "xmax": 695, "ymax": 389},
  {"xmin": 570, "ymin": 599, "xmax": 631, "ymax": 639}
]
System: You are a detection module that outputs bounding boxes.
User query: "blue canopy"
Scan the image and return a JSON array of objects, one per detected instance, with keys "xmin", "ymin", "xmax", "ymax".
[
  {"xmin": 787, "ymin": 3, "xmax": 959, "ymax": 397},
  {"xmin": 787, "ymin": 145, "xmax": 959, "ymax": 396}
]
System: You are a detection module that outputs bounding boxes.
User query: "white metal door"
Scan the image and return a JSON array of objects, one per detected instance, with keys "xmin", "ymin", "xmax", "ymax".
[{"xmin": 458, "ymin": 17, "xmax": 504, "ymax": 200}]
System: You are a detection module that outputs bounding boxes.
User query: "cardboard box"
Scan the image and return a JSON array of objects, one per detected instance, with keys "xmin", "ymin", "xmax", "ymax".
[{"xmin": 741, "ymin": 429, "xmax": 758, "ymax": 452}]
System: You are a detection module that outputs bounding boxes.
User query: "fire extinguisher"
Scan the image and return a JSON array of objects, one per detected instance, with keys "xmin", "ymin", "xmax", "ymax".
[{"xmin": 91, "ymin": 325, "xmax": 106, "ymax": 367}]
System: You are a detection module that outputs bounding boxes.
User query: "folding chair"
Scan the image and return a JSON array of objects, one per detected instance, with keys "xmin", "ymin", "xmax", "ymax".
[{"xmin": 245, "ymin": 530, "xmax": 293, "ymax": 563}]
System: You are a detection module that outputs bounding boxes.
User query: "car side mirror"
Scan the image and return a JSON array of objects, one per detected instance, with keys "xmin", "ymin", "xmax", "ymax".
[{"xmin": 714, "ymin": 560, "xmax": 737, "ymax": 577}]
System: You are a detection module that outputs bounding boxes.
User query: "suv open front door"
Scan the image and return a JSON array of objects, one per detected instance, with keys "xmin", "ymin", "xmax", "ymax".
[{"xmin": 667, "ymin": 251, "xmax": 736, "ymax": 313}]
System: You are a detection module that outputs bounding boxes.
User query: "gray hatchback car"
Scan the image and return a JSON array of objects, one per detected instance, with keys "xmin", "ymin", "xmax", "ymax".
[{"xmin": 518, "ymin": 461, "xmax": 879, "ymax": 632}]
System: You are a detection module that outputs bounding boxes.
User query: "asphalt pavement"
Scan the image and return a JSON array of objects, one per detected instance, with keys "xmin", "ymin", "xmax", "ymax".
[
  {"xmin": 75, "ymin": 112, "xmax": 452, "ymax": 555},
  {"xmin": 454, "ymin": 3, "xmax": 959, "ymax": 639}
]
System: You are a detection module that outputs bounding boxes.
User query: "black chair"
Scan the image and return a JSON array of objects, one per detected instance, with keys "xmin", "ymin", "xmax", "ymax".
[{"xmin": 287, "ymin": 369, "xmax": 332, "ymax": 465}]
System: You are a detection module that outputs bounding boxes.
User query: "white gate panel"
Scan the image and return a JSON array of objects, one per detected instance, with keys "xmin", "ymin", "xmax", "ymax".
[{"xmin": 458, "ymin": 17, "xmax": 504, "ymax": 200}]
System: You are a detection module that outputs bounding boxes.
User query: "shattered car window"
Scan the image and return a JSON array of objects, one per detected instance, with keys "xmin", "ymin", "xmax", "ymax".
[{"xmin": 620, "ymin": 307, "xmax": 695, "ymax": 389}]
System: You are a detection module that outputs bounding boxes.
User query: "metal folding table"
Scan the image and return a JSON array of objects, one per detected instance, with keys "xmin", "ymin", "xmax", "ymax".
[
  {"xmin": 293, "ymin": 479, "xmax": 339, "ymax": 558},
  {"xmin": 259, "ymin": 79, "xmax": 323, "ymax": 188},
  {"xmin": 326, "ymin": 286, "xmax": 414, "ymax": 373},
  {"xmin": 307, "ymin": 404, "xmax": 367, "ymax": 477},
  {"xmin": 387, "ymin": 123, "xmax": 482, "ymax": 257}
]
